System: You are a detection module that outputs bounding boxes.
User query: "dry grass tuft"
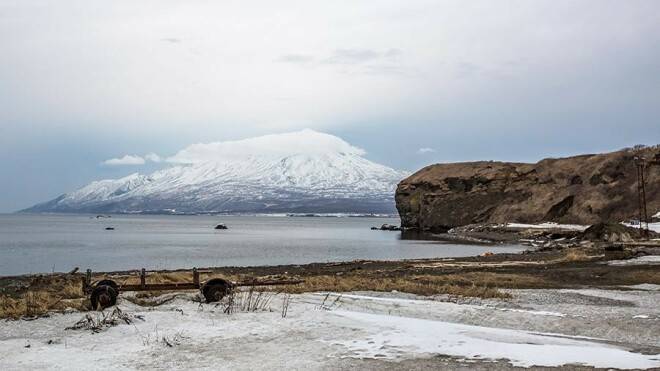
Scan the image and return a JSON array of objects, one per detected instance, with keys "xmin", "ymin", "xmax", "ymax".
[
  {"xmin": 0, "ymin": 290, "xmax": 87, "ymax": 319},
  {"xmin": 0, "ymin": 274, "xmax": 88, "ymax": 319},
  {"xmin": 561, "ymin": 249, "xmax": 600, "ymax": 262},
  {"xmin": 0, "ymin": 296, "xmax": 24, "ymax": 319},
  {"xmin": 616, "ymin": 270, "xmax": 660, "ymax": 285}
]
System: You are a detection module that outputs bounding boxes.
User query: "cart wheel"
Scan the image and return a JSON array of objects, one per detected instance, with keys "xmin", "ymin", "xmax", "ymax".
[
  {"xmin": 202, "ymin": 279, "xmax": 232, "ymax": 303},
  {"xmin": 90, "ymin": 285, "xmax": 117, "ymax": 310},
  {"xmin": 95, "ymin": 279, "xmax": 119, "ymax": 291}
]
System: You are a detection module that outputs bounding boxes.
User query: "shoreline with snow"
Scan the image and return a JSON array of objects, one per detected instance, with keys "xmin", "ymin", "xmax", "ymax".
[{"xmin": 2, "ymin": 229, "xmax": 659, "ymax": 369}]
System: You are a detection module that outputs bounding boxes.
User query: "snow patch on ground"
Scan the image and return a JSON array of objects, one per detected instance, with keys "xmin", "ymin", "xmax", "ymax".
[
  {"xmin": 485, "ymin": 306, "xmax": 566, "ymax": 317},
  {"xmin": 607, "ymin": 255, "xmax": 660, "ymax": 266},
  {"xmin": 622, "ymin": 284, "xmax": 660, "ymax": 291},
  {"xmin": 504, "ymin": 222, "xmax": 588, "ymax": 231},
  {"xmin": 318, "ymin": 292, "xmax": 433, "ymax": 305},
  {"xmin": 622, "ymin": 222, "xmax": 660, "ymax": 233},
  {"xmin": 329, "ymin": 310, "xmax": 659, "ymax": 369}
]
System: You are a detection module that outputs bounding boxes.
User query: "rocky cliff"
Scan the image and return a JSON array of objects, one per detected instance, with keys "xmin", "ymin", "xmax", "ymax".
[{"xmin": 396, "ymin": 146, "xmax": 660, "ymax": 232}]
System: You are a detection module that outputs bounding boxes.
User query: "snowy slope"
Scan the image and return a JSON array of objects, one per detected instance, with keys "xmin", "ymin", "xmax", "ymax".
[
  {"xmin": 2, "ymin": 291, "xmax": 660, "ymax": 369},
  {"xmin": 24, "ymin": 130, "xmax": 409, "ymax": 214}
]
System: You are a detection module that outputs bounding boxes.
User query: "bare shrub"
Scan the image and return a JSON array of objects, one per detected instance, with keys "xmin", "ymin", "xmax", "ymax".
[
  {"xmin": 162, "ymin": 332, "xmax": 188, "ymax": 347},
  {"xmin": 281, "ymin": 294, "xmax": 291, "ymax": 318},
  {"xmin": 65, "ymin": 307, "xmax": 143, "ymax": 333},
  {"xmin": 222, "ymin": 287, "xmax": 276, "ymax": 314},
  {"xmin": 316, "ymin": 293, "xmax": 343, "ymax": 311}
]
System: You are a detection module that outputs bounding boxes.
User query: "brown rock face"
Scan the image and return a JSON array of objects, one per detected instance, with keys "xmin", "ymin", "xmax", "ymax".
[{"xmin": 396, "ymin": 147, "xmax": 660, "ymax": 232}]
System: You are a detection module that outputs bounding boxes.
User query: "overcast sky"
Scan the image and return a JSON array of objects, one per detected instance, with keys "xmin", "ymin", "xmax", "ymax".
[{"xmin": 1, "ymin": 0, "xmax": 660, "ymax": 212}]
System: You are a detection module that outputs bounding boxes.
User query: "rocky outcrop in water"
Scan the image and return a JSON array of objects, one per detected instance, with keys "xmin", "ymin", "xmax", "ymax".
[{"xmin": 396, "ymin": 146, "xmax": 660, "ymax": 232}]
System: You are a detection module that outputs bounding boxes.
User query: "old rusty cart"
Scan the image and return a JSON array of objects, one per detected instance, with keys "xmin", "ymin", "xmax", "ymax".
[{"xmin": 83, "ymin": 268, "xmax": 303, "ymax": 310}]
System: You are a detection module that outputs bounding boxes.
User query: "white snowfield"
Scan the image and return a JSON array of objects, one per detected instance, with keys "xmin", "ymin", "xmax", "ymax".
[
  {"xmin": 27, "ymin": 130, "xmax": 409, "ymax": 213},
  {"xmin": 1, "ymin": 289, "xmax": 659, "ymax": 370}
]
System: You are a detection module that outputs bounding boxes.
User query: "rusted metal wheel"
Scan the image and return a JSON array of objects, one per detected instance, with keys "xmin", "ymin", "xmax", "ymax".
[
  {"xmin": 95, "ymin": 279, "xmax": 119, "ymax": 291},
  {"xmin": 90, "ymin": 285, "xmax": 118, "ymax": 310},
  {"xmin": 202, "ymin": 279, "xmax": 232, "ymax": 303}
]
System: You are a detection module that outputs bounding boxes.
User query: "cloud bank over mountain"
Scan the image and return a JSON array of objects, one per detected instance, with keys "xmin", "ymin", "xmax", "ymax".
[{"xmin": 2, "ymin": 0, "xmax": 660, "ymax": 211}]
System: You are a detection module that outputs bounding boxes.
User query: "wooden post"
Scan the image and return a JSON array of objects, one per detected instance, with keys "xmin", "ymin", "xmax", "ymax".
[
  {"xmin": 140, "ymin": 268, "xmax": 146, "ymax": 289},
  {"xmin": 193, "ymin": 267, "xmax": 199, "ymax": 287},
  {"xmin": 82, "ymin": 269, "xmax": 92, "ymax": 293},
  {"xmin": 635, "ymin": 156, "xmax": 650, "ymax": 239}
]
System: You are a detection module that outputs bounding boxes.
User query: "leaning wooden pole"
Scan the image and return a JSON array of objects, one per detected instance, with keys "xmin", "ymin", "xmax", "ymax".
[{"xmin": 634, "ymin": 155, "xmax": 650, "ymax": 239}]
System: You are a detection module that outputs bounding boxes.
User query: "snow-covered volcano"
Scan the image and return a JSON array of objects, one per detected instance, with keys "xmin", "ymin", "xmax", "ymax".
[{"xmin": 24, "ymin": 130, "xmax": 408, "ymax": 214}]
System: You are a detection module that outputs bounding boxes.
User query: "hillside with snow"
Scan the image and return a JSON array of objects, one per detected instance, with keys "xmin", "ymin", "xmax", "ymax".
[{"xmin": 23, "ymin": 130, "xmax": 408, "ymax": 214}]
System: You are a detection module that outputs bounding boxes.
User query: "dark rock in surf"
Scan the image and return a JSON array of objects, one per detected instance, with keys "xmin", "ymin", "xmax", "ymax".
[{"xmin": 373, "ymin": 223, "xmax": 401, "ymax": 231}]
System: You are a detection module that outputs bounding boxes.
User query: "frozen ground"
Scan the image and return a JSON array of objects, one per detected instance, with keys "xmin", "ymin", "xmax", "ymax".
[
  {"xmin": 504, "ymin": 222, "xmax": 589, "ymax": 231},
  {"xmin": 506, "ymin": 221, "xmax": 660, "ymax": 233},
  {"xmin": 1, "ymin": 288, "xmax": 659, "ymax": 370},
  {"xmin": 622, "ymin": 222, "xmax": 660, "ymax": 233},
  {"xmin": 608, "ymin": 255, "xmax": 660, "ymax": 266}
]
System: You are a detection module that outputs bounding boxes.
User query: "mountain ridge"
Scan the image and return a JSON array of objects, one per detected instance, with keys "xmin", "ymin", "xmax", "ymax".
[{"xmin": 24, "ymin": 130, "xmax": 409, "ymax": 214}]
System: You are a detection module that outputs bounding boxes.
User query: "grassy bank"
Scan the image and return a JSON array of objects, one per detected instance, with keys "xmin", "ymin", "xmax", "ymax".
[{"xmin": 1, "ymin": 248, "xmax": 658, "ymax": 319}]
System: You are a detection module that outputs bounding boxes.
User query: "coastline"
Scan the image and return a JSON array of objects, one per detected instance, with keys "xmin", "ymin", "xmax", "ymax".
[{"xmin": 1, "ymin": 247, "xmax": 659, "ymax": 370}]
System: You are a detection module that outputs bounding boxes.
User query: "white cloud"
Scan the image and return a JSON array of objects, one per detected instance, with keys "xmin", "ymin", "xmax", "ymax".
[
  {"xmin": 144, "ymin": 153, "xmax": 162, "ymax": 163},
  {"xmin": 417, "ymin": 147, "xmax": 435, "ymax": 154},
  {"xmin": 102, "ymin": 155, "xmax": 145, "ymax": 166},
  {"xmin": 321, "ymin": 48, "xmax": 402, "ymax": 65},
  {"xmin": 167, "ymin": 129, "xmax": 365, "ymax": 164},
  {"xmin": 102, "ymin": 152, "xmax": 162, "ymax": 165},
  {"xmin": 2, "ymin": 0, "xmax": 659, "ymax": 142},
  {"xmin": 277, "ymin": 54, "xmax": 315, "ymax": 64}
]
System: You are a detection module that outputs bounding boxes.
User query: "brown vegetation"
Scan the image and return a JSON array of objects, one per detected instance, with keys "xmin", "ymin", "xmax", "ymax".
[
  {"xmin": 396, "ymin": 146, "xmax": 660, "ymax": 231},
  {"xmin": 1, "ymin": 248, "xmax": 658, "ymax": 319},
  {"xmin": 561, "ymin": 249, "xmax": 600, "ymax": 262},
  {"xmin": 275, "ymin": 274, "xmax": 512, "ymax": 299},
  {"xmin": 0, "ymin": 291, "xmax": 87, "ymax": 320}
]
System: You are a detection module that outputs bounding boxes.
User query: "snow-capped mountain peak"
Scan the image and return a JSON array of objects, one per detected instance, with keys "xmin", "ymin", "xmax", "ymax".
[
  {"xmin": 167, "ymin": 129, "xmax": 366, "ymax": 164},
  {"xmin": 25, "ymin": 130, "xmax": 408, "ymax": 214}
]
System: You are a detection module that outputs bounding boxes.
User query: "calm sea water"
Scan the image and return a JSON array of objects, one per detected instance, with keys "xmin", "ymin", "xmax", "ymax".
[{"xmin": 0, "ymin": 214, "xmax": 524, "ymax": 276}]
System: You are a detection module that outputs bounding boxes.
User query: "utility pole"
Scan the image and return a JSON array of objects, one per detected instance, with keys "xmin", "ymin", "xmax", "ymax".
[{"xmin": 633, "ymin": 155, "xmax": 649, "ymax": 239}]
